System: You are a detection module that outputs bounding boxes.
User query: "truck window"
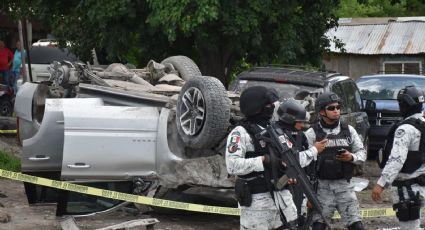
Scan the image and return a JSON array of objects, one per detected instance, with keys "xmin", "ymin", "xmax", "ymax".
[
  {"xmin": 340, "ymin": 81, "xmax": 361, "ymax": 113},
  {"xmin": 331, "ymin": 82, "xmax": 348, "ymax": 114}
]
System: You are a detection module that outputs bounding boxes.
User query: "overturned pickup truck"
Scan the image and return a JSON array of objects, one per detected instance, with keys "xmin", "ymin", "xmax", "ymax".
[{"xmin": 15, "ymin": 56, "xmax": 369, "ymax": 216}]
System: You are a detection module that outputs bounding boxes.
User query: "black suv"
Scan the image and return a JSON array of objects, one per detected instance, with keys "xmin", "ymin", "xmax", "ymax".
[
  {"xmin": 230, "ymin": 67, "xmax": 370, "ymax": 150},
  {"xmin": 356, "ymin": 74, "xmax": 425, "ymax": 157}
]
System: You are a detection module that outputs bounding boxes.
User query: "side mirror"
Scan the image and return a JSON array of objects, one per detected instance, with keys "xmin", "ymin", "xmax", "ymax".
[{"xmin": 363, "ymin": 99, "xmax": 376, "ymax": 111}]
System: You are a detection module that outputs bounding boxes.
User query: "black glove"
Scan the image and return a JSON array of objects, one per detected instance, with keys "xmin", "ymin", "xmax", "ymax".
[
  {"xmin": 263, "ymin": 155, "xmax": 287, "ymax": 172},
  {"xmin": 276, "ymin": 158, "xmax": 287, "ymax": 174},
  {"xmin": 263, "ymin": 155, "xmax": 271, "ymax": 168}
]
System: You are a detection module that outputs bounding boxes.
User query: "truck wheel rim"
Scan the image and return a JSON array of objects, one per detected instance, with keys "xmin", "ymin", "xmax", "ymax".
[
  {"xmin": 179, "ymin": 87, "xmax": 205, "ymax": 136},
  {"xmin": 1, "ymin": 105, "xmax": 9, "ymax": 116}
]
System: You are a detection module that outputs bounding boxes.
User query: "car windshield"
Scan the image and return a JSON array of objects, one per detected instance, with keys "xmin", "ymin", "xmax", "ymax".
[
  {"xmin": 232, "ymin": 80, "xmax": 321, "ymax": 100},
  {"xmin": 357, "ymin": 76, "xmax": 425, "ymax": 100},
  {"xmin": 30, "ymin": 46, "xmax": 78, "ymax": 64}
]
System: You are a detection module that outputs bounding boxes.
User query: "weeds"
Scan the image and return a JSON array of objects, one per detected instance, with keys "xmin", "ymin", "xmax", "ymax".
[{"xmin": 0, "ymin": 150, "xmax": 20, "ymax": 172}]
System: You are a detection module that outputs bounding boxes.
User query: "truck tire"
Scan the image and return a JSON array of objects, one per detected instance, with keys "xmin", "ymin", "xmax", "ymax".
[
  {"xmin": 176, "ymin": 76, "xmax": 230, "ymax": 149},
  {"xmin": 0, "ymin": 98, "xmax": 13, "ymax": 117},
  {"xmin": 161, "ymin": 56, "xmax": 201, "ymax": 81}
]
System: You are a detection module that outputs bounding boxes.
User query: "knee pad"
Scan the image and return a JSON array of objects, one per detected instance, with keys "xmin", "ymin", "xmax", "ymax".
[
  {"xmin": 348, "ymin": 221, "xmax": 364, "ymax": 230},
  {"xmin": 312, "ymin": 222, "xmax": 327, "ymax": 230}
]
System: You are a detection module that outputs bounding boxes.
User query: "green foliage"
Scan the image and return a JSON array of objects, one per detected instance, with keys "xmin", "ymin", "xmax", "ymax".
[
  {"xmin": 406, "ymin": 0, "xmax": 425, "ymax": 15},
  {"xmin": 336, "ymin": 0, "xmax": 425, "ymax": 17},
  {"xmin": 5, "ymin": 0, "xmax": 341, "ymax": 85},
  {"xmin": 0, "ymin": 151, "xmax": 21, "ymax": 172},
  {"xmin": 32, "ymin": 0, "xmax": 153, "ymax": 63},
  {"xmin": 228, "ymin": 56, "xmax": 252, "ymax": 87},
  {"xmin": 147, "ymin": 0, "xmax": 220, "ymax": 42},
  {"xmin": 1, "ymin": 0, "xmax": 34, "ymax": 20},
  {"xmin": 147, "ymin": 0, "xmax": 340, "ymax": 84}
]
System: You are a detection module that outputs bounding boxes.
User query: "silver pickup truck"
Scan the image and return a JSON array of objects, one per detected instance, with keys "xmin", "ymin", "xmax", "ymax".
[
  {"xmin": 16, "ymin": 56, "xmax": 238, "ymax": 215},
  {"xmin": 15, "ymin": 57, "xmax": 369, "ymax": 216}
]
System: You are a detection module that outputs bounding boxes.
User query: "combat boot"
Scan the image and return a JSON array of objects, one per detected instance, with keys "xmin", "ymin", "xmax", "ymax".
[
  {"xmin": 348, "ymin": 221, "xmax": 365, "ymax": 230},
  {"xmin": 286, "ymin": 220, "xmax": 297, "ymax": 230},
  {"xmin": 312, "ymin": 222, "xmax": 327, "ymax": 230}
]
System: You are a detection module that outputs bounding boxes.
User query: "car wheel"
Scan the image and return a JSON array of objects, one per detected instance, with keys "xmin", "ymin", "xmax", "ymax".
[
  {"xmin": 161, "ymin": 56, "xmax": 202, "ymax": 81},
  {"xmin": 0, "ymin": 98, "xmax": 13, "ymax": 117},
  {"xmin": 176, "ymin": 76, "xmax": 230, "ymax": 149}
]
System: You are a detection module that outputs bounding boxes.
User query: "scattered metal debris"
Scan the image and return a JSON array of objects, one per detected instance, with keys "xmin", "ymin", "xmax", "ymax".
[{"xmin": 60, "ymin": 216, "xmax": 159, "ymax": 230}]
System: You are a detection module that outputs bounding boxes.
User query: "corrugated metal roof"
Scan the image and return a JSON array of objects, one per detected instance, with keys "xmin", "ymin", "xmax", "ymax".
[
  {"xmin": 327, "ymin": 20, "xmax": 425, "ymax": 55},
  {"xmin": 337, "ymin": 17, "xmax": 425, "ymax": 25}
]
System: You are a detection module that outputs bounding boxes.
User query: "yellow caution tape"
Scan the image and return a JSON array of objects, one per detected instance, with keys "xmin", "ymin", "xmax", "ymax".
[
  {"xmin": 333, "ymin": 207, "xmax": 396, "ymax": 219},
  {"xmin": 0, "ymin": 169, "xmax": 240, "ymax": 216},
  {"xmin": 0, "ymin": 129, "xmax": 16, "ymax": 134},
  {"xmin": 0, "ymin": 169, "xmax": 423, "ymax": 218}
]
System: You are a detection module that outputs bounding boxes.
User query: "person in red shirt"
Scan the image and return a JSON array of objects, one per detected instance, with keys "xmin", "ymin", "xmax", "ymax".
[{"xmin": 0, "ymin": 40, "xmax": 14, "ymax": 86}]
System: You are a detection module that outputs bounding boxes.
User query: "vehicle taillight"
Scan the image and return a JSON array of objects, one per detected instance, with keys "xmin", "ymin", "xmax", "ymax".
[{"xmin": 274, "ymin": 78, "xmax": 287, "ymax": 83}]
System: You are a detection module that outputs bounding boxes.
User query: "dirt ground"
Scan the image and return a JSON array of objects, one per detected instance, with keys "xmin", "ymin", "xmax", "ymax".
[{"xmin": 0, "ymin": 136, "xmax": 423, "ymax": 230}]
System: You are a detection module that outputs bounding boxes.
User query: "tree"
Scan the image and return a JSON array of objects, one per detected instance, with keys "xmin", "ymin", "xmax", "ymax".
[
  {"xmin": 147, "ymin": 0, "xmax": 340, "ymax": 85},
  {"xmin": 336, "ymin": 0, "xmax": 425, "ymax": 17},
  {"xmin": 5, "ymin": 0, "xmax": 341, "ymax": 86}
]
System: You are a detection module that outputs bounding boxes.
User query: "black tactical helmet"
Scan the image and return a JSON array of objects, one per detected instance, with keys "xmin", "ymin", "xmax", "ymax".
[
  {"xmin": 240, "ymin": 86, "xmax": 277, "ymax": 117},
  {"xmin": 397, "ymin": 85, "xmax": 425, "ymax": 107},
  {"xmin": 397, "ymin": 86, "xmax": 424, "ymax": 118},
  {"xmin": 277, "ymin": 100, "xmax": 308, "ymax": 125},
  {"xmin": 315, "ymin": 92, "xmax": 342, "ymax": 112}
]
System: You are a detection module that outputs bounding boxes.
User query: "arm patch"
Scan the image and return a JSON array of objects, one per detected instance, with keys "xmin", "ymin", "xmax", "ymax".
[
  {"xmin": 227, "ymin": 131, "xmax": 241, "ymax": 153},
  {"xmin": 395, "ymin": 129, "xmax": 405, "ymax": 138}
]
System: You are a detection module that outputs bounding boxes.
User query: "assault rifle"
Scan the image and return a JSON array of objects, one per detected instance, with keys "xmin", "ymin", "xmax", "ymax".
[{"xmin": 261, "ymin": 125, "xmax": 331, "ymax": 229}]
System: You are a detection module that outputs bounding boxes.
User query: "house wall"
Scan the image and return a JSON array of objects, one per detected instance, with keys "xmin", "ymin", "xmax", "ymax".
[{"xmin": 322, "ymin": 54, "xmax": 425, "ymax": 80}]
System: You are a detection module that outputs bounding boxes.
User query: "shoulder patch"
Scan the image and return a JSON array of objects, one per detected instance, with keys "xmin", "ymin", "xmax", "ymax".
[
  {"xmin": 230, "ymin": 131, "xmax": 241, "ymax": 137},
  {"xmin": 228, "ymin": 144, "xmax": 239, "ymax": 153},
  {"xmin": 230, "ymin": 134, "xmax": 240, "ymax": 144},
  {"xmin": 395, "ymin": 129, "xmax": 405, "ymax": 138},
  {"xmin": 228, "ymin": 131, "xmax": 241, "ymax": 153}
]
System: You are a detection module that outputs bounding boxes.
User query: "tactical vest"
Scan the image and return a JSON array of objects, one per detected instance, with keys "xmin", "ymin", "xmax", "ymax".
[
  {"xmin": 312, "ymin": 122, "xmax": 353, "ymax": 181},
  {"xmin": 379, "ymin": 117, "xmax": 425, "ymax": 174},
  {"xmin": 238, "ymin": 123, "xmax": 270, "ymax": 194}
]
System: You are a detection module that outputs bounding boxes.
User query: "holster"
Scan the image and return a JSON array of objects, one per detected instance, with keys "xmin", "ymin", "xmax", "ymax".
[
  {"xmin": 235, "ymin": 178, "xmax": 252, "ymax": 207},
  {"xmin": 393, "ymin": 185, "xmax": 421, "ymax": 221}
]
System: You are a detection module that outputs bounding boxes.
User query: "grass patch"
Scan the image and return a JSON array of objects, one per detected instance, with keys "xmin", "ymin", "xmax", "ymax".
[{"xmin": 0, "ymin": 150, "xmax": 20, "ymax": 172}]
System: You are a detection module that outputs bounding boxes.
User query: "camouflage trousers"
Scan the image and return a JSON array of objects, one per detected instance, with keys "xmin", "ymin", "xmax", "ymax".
[
  {"xmin": 312, "ymin": 179, "xmax": 361, "ymax": 227},
  {"xmin": 391, "ymin": 183, "xmax": 425, "ymax": 230},
  {"xmin": 240, "ymin": 190, "xmax": 297, "ymax": 230}
]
